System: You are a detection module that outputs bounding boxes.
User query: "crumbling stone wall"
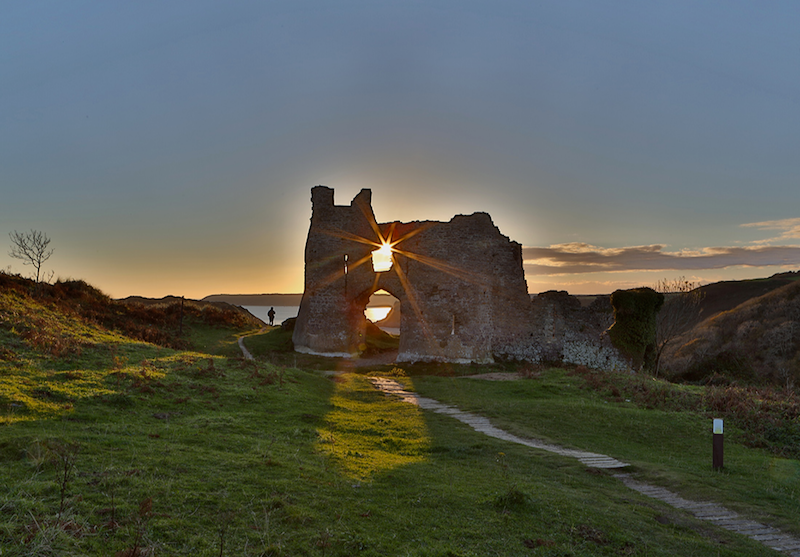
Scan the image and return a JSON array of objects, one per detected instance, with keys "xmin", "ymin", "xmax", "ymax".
[
  {"xmin": 293, "ymin": 186, "xmax": 636, "ymax": 369},
  {"xmin": 529, "ymin": 291, "xmax": 628, "ymax": 369},
  {"xmin": 291, "ymin": 187, "xmax": 377, "ymax": 357},
  {"xmin": 293, "ymin": 186, "xmax": 536, "ymax": 363},
  {"xmin": 530, "ymin": 291, "xmax": 586, "ymax": 361}
]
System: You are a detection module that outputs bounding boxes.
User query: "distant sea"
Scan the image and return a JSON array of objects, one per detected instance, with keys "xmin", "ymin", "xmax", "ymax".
[
  {"xmin": 241, "ymin": 305, "xmax": 392, "ymax": 326},
  {"xmin": 241, "ymin": 305, "xmax": 298, "ymax": 326}
]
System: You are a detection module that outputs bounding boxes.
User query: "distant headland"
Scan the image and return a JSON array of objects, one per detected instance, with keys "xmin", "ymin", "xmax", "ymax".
[
  {"xmin": 202, "ymin": 293, "xmax": 303, "ymax": 306},
  {"xmin": 202, "ymin": 292, "xmax": 398, "ymax": 307}
]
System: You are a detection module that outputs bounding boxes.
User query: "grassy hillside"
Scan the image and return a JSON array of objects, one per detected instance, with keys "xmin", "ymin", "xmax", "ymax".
[
  {"xmin": 2, "ymin": 274, "xmax": 798, "ymax": 556},
  {"xmin": 0, "ymin": 273, "xmax": 263, "ymax": 353},
  {"xmin": 663, "ymin": 278, "xmax": 800, "ymax": 388},
  {"xmin": 692, "ymin": 272, "xmax": 800, "ymax": 327}
]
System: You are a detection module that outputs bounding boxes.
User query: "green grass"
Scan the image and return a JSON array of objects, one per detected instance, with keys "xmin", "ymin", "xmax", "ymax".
[
  {"xmin": 182, "ymin": 319, "xmax": 257, "ymax": 357},
  {"xmin": 316, "ymin": 374, "xmax": 430, "ymax": 480},
  {"xmin": 241, "ymin": 326, "xmax": 398, "ymax": 371},
  {"xmin": 407, "ymin": 369, "xmax": 800, "ymax": 538},
  {"xmin": 1, "ymin": 362, "xmax": 778, "ymax": 556},
  {"xmin": 2, "ymin": 283, "xmax": 798, "ymax": 555}
]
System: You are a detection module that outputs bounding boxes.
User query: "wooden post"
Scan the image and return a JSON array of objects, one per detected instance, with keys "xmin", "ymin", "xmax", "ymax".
[{"xmin": 712, "ymin": 418, "xmax": 724, "ymax": 471}]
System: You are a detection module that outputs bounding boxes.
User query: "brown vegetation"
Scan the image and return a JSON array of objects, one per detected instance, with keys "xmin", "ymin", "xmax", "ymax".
[
  {"xmin": 662, "ymin": 277, "xmax": 800, "ymax": 388},
  {"xmin": 0, "ymin": 272, "xmax": 263, "ymax": 350},
  {"xmin": 653, "ymin": 277, "xmax": 704, "ymax": 377},
  {"xmin": 569, "ymin": 365, "xmax": 800, "ymax": 459}
]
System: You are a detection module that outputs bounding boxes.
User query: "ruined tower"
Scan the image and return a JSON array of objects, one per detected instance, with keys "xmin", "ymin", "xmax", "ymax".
[{"xmin": 292, "ymin": 186, "xmax": 538, "ymax": 363}]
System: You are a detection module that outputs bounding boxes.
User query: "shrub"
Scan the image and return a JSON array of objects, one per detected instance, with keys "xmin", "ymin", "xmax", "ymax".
[
  {"xmin": 677, "ymin": 350, "xmax": 755, "ymax": 384},
  {"xmin": 608, "ymin": 288, "xmax": 664, "ymax": 370}
]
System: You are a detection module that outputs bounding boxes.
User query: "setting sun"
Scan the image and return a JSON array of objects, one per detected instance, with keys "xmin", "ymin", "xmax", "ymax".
[{"xmin": 371, "ymin": 242, "xmax": 394, "ymax": 273}]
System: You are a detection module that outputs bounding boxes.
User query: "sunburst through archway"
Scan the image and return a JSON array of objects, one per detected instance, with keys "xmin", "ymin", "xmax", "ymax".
[
  {"xmin": 371, "ymin": 242, "xmax": 393, "ymax": 273},
  {"xmin": 311, "ymin": 203, "xmax": 495, "ymax": 363}
]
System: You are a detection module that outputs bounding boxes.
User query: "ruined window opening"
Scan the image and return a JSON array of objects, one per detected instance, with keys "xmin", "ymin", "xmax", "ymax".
[
  {"xmin": 366, "ymin": 290, "xmax": 400, "ymax": 337},
  {"xmin": 451, "ymin": 314, "xmax": 456, "ymax": 335},
  {"xmin": 371, "ymin": 243, "xmax": 393, "ymax": 273}
]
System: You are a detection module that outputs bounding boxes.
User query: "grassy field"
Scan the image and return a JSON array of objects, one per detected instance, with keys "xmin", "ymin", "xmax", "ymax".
[
  {"xmin": 409, "ymin": 371, "xmax": 800, "ymax": 538},
  {"xmin": 2, "ymin": 287, "xmax": 799, "ymax": 555}
]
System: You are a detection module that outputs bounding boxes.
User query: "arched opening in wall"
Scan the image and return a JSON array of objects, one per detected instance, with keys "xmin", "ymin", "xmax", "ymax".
[
  {"xmin": 360, "ymin": 288, "xmax": 401, "ymax": 361},
  {"xmin": 365, "ymin": 289, "xmax": 400, "ymax": 335}
]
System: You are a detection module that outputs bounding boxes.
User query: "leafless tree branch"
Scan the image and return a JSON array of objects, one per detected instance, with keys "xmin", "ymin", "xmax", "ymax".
[
  {"xmin": 653, "ymin": 277, "xmax": 704, "ymax": 377},
  {"xmin": 8, "ymin": 229, "xmax": 54, "ymax": 283}
]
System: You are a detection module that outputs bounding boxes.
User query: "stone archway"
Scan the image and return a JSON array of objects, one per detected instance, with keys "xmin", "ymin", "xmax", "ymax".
[
  {"xmin": 342, "ymin": 286, "xmax": 404, "ymax": 362},
  {"xmin": 292, "ymin": 186, "xmax": 539, "ymax": 363},
  {"xmin": 365, "ymin": 290, "xmax": 400, "ymax": 332}
]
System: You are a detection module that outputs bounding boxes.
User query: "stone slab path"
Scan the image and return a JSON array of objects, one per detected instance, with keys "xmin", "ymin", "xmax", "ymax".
[
  {"xmin": 370, "ymin": 377, "xmax": 628, "ymax": 469},
  {"xmin": 370, "ymin": 376, "xmax": 800, "ymax": 556},
  {"xmin": 615, "ymin": 473, "xmax": 800, "ymax": 556}
]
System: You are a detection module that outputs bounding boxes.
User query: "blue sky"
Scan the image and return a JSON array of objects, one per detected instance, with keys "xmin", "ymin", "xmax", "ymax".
[{"xmin": 2, "ymin": 1, "xmax": 799, "ymax": 298}]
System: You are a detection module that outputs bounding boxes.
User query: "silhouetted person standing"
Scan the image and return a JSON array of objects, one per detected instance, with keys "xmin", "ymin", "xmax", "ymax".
[{"xmin": 268, "ymin": 306, "xmax": 276, "ymax": 326}]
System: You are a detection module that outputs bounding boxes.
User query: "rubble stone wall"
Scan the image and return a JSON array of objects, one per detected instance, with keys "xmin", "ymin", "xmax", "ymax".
[
  {"xmin": 529, "ymin": 291, "xmax": 629, "ymax": 369},
  {"xmin": 292, "ymin": 186, "xmax": 535, "ymax": 363},
  {"xmin": 293, "ymin": 186, "xmax": 631, "ymax": 369}
]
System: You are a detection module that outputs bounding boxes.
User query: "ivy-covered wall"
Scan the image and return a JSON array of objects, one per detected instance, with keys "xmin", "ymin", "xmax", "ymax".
[{"xmin": 608, "ymin": 287, "xmax": 664, "ymax": 371}]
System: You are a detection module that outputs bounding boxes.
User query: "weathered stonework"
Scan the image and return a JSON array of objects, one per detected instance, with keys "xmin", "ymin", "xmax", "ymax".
[
  {"xmin": 292, "ymin": 186, "xmax": 636, "ymax": 370},
  {"xmin": 528, "ymin": 291, "xmax": 629, "ymax": 369},
  {"xmin": 530, "ymin": 291, "xmax": 586, "ymax": 362},
  {"xmin": 293, "ymin": 186, "xmax": 536, "ymax": 363}
]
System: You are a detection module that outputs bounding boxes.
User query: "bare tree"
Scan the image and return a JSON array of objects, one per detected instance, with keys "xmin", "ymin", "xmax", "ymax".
[
  {"xmin": 653, "ymin": 277, "xmax": 705, "ymax": 377},
  {"xmin": 8, "ymin": 229, "xmax": 54, "ymax": 283}
]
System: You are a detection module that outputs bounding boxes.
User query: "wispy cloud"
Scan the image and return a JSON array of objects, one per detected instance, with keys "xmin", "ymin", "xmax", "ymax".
[
  {"xmin": 523, "ymin": 243, "xmax": 800, "ymax": 275},
  {"xmin": 741, "ymin": 218, "xmax": 800, "ymax": 243}
]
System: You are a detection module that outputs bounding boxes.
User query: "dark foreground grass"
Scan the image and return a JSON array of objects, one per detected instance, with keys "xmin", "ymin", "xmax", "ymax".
[
  {"xmin": 409, "ymin": 370, "xmax": 800, "ymax": 540},
  {"xmin": 0, "ymin": 356, "xmax": 780, "ymax": 556}
]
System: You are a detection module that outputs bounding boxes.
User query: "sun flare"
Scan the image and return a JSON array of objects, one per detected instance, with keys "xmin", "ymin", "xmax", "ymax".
[{"xmin": 371, "ymin": 242, "xmax": 394, "ymax": 273}]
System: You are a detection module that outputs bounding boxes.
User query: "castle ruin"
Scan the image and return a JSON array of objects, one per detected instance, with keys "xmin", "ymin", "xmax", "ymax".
[
  {"xmin": 293, "ymin": 186, "xmax": 639, "ymax": 370},
  {"xmin": 292, "ymin": 186, "xmax": 538, "ymax": 363}
]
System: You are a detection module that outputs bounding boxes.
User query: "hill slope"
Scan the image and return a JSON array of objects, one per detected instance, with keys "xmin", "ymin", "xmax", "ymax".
[
  {"xmin": 692, "ymin": 272, "xmax": 800, "ymax": 327},
  {"xmin": 0, "ymin": 273, "xmax": 263, "ymax": 353},
  {"xmin": 663, "ymin": 277, "xmax": 800, "ymax": 386},
  {"xmin": 202, "ymin": 292, "xmax": 304, "ymax": 306}
]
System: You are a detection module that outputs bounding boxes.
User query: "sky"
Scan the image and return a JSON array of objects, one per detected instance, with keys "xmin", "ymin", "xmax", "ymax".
[{"xmin": 2, "ymin": 0, "xmax": 800, "ymax": 299}]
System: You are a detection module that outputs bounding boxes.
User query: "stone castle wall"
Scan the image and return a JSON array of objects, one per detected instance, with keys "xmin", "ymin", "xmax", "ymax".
[
  {"xmin": 292, "ymin": 186, "xmax": 630, "ymax": 368},
  {"xmin": 293, "ymin": 186, "xmax": 535, "ymax": 363},
  {"xmin": 530, "ymin": 291, "xmax": 629, "ymax": 369}
]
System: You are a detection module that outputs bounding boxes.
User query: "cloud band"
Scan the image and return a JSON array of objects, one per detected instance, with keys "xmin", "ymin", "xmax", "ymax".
[{"xmin": 523, "ymin": 243, "xmax": 800, "ymax": 275}]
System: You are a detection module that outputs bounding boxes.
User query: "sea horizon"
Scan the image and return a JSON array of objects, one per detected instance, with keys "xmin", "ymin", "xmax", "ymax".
[{"xmin": 241, "ymin": 305, "xmax": 392, "ymax": 326}]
